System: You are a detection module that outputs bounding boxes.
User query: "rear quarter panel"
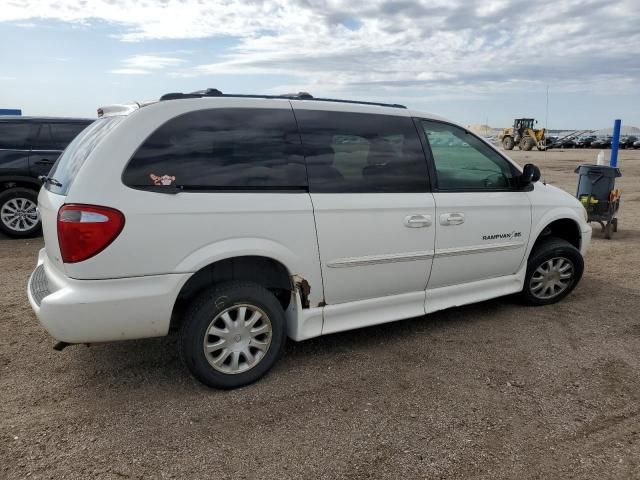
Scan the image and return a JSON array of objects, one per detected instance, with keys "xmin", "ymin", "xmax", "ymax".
[{"xmin": 61, "ymin": 98, "xmax": 325, "ymax": 307}]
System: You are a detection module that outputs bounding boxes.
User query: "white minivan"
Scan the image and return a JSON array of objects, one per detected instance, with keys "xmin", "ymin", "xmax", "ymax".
[{"xmin": 28, "ymin": 90, "xmax": 592, "ymax": 389}]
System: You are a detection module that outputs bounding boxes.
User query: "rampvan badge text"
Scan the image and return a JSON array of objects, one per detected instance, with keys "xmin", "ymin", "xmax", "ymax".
[{"xmin": 482, "ymin": 231, "xmax": 522, "ymax": 241}]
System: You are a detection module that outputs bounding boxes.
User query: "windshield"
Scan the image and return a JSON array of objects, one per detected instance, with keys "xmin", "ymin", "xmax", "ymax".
[{"xmin": 45, "ymin": 116, "xmax": 123, "ymax": 195}]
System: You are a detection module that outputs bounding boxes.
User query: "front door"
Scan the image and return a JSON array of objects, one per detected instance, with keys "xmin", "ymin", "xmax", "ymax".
[
  {"xmin": 419, "ymin": 120, "xmax": 532, "ymax": 290},
  {"xmin": 294, "ymin": 106, "xmax": 435, "ymax": 334}
]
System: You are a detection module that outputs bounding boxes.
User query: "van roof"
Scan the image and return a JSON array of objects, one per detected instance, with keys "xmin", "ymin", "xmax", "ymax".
[{"xmin": 97, "ymin": 90, "xmax": 449, "ymax": 124}]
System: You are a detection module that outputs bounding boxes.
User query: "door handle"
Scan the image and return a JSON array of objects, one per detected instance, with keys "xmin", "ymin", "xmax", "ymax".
[
  {"xmin": 440, "ymin": 212, "xmax": 465, "ymax": 226},
  {"xmin": 35, "ymin": 159, "xmax": 54, "ymax": 165},
  {"xmin": 404, "ymin": 214, "xmax": 432, "ymax": 228}
]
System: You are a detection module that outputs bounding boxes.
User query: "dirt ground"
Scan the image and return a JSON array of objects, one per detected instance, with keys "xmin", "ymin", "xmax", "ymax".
[{"xmin": 1, "ymin": 148, "xmax": 640, "ymax": 480}]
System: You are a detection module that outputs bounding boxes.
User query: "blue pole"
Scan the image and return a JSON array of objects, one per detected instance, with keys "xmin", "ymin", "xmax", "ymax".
[{"xmin": 610, "ymin": 119, "xmax": 621, "ymax": 167}]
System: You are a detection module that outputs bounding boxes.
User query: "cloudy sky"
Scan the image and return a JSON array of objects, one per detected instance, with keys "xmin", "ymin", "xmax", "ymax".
[{"xmin": 1, "ymin": 0, "xmax": 639, "ymax": 129}]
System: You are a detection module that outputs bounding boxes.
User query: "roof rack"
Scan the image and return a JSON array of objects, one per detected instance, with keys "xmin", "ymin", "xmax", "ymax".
[{"xmin": 158, "ymin": 89, "xmax": 406, "ymax": 109}]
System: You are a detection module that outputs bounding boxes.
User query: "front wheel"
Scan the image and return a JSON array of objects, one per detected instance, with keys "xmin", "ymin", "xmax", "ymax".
[
  {"xmin": 520, "ymin": 237, "xmax": 584, "ymax": 306},
  {"xmin": 179, "ymin": 281, "xmax": 287, "ymax": 389},
  {"xmin": 521, "ymin": 137, "xmax": 535, "ymax": 151},
  {"xmin": 0, "ymin": 188, "xmax": 41, "ymax": 238}
]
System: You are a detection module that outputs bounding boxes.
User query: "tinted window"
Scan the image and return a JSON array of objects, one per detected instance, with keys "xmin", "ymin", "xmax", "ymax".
[
  {"xmin": 295, "ymin": 110, "xmax": 428, "ymax": 193},
  {"xmin": 32, "ymin": 123, "xmax": 56, "ymax": 150},
  {"xmin": 47, "ymin": 117, "xmax": 121, "ymax": 195},
  {"xmin": 421, "ymin": 120, "xmax": 516, "ymax": 190},
  {"xmin": 51, "ymin": 123, "xmax": 88, "ymax": 149},
  {"xmin": 123, "ymin": 108, "xmax": 306, "ymax": 190},
  {"xmin": 0, "ymin": 122, "xmax": 32, "ymax": 149}
]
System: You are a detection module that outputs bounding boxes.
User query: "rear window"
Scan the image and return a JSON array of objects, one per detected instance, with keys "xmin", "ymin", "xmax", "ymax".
[
  {"xmin": 122, "ymin": 108, "xmax": 306, "ymax": 190},
  {"xmin": 46, "ymin": 117, "xmax": 122, "ymax": 195},
  {"xmin": 0, "ymin": 122, "xmax": 32, "ymax": 149}
]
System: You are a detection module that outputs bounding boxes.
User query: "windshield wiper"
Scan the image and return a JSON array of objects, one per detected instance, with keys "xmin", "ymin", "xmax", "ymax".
[{"xmin": 38, "ymin": 176, "xmax": 63, "ymax": 187}]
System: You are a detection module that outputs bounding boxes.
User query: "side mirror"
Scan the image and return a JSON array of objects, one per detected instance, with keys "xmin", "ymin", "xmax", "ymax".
[{"xmin": 522, "ymin": 163, "xmax": 541, "ymax": 184}]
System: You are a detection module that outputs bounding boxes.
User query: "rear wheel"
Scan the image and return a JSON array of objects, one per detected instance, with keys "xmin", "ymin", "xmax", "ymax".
[
  {"xmin": 0, "ymin": 188, "xmax": 41, "ymax": 238},
  {"xmin": 502, "ymin": 136, "xmax": 515, "ymax": 150},
  {"xmin": 521, "ymin": 237, "xmax": 583, "ymax": 306},
  {"xmin": 179, "ymin": 281, "xmax": 287, "ymax": 389}
]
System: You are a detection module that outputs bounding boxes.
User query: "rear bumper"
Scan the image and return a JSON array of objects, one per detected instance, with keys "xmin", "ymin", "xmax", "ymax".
[{"xmin": 27, "ymin": 248, "xmax": 189, "ymax": 343}]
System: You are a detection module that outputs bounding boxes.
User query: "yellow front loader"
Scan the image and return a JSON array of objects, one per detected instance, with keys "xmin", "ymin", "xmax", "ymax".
[{"xmin": 499, "ymin": 118, "xmax": 546, "ymax": 151}]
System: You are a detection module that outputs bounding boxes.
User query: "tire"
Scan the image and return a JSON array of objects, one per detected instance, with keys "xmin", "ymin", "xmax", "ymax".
[
  {"xmin": 502, "ymin": 136, "xmax": 515, "ymax": 150},
  {"xmin": 521, "ymin": 137, "xmax": 535, "ymax": 151},
  {"xmin": 520, "ymin": 237, "xmax": 584, "ymax": 306},
  {"xmin": 0, "ymin": 187, "xmax": 41, "ymax": 238},
  {"xmin": 179, "ymin": 281, "xmax": 287, "ymax": 389},
  {"xmin": 604, "ymin": 222, "xmax": 613, "ymax": 239}
]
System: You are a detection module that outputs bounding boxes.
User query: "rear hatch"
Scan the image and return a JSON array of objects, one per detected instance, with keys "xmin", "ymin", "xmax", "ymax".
[{"xmin": 40, "ymin": 116, "xmax": 124, "ymax": 272}]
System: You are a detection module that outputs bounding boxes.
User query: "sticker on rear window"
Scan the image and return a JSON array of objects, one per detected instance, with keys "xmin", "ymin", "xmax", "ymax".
[{"xmin": 150, "ymin": 173, "xmax": 176, "ymax": 186}]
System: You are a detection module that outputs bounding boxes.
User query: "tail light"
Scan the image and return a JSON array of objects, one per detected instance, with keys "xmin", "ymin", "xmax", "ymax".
[{"xmin": 57, "ymin": 204, "xmax": 125, "ymax": 263}]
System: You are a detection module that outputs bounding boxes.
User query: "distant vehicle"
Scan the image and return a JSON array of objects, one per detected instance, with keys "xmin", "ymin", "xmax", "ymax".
[
  {"xmin": 634, "ymin": 139, "xmax": 640, "ymax": 149},
  {"xmin": 619, "ymin": 136, "xmax": 638, "ymax": 149},
  {"xmin": 557, "ymin": 138, "xmax": 576, "ymax": 149},
  {"xmin": 546, "ymin": 136, "xmax": 576, "ymax": 149},
  {"xmin": 591, "ymin": 137, "xmax": 613, "ymax": 149},
  {"xmin": 499, "ymin": 118, "xmax": 546, "ymax": 151},
  {"xmin": 575, "ymin": 136, "xmax": 597, "ymax": 148},
  {"xmin": 0, "ymin": 116, "xmax": 93, "ymax": 237}
]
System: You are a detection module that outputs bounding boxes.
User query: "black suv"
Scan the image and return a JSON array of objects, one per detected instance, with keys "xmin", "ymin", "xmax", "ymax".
[{"xmin": 0, "ymin": 116, "xmax": 92, "ymax": 237}]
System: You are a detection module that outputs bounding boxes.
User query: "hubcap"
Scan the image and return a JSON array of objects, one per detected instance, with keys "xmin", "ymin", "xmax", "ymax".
[
  {"xmin": 1, "ymin": 198, "xmax": 39, "ymax": 232},
  {"xmin": 529, "ymin": 257, "xmax": 574, "ymax": 300},
  {"xmin": 203, "ymin": 304, "xmax": 272, "ymax": 375}
]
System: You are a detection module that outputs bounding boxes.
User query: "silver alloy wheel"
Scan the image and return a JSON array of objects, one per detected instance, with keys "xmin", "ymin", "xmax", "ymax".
[
  {"xmin": 203, "ymin": 304, "xmax": 272, "ymax": 375},
  {"xmin": 529, "ymin": 257, "xmax": 574, "ymax": 300},
  {"xmin": 1, "ymin": 198, "xmax": 39, "ymax": 232}
]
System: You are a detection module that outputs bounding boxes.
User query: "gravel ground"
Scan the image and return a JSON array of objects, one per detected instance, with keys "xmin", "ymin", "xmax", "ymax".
[{"xmin": 1, "ymin": 149, "xmax": 640, "ymax": 479}]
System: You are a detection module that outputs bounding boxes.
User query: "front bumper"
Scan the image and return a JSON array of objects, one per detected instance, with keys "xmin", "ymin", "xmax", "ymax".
[
  {"xmin": 27, "ymin": 248, "xmax": 189, "ymax": 343},
  {"xmin": 580, "ymin": 224, "xmax": 592, "ymax": 256}
]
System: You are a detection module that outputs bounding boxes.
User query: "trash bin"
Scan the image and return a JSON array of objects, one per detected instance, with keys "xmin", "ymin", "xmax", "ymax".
[
  {"xmin": 574, "ymin": 164, "xmax": 622, "ymax": 239},
  {"xmin": 575, "ymin": 164, "xmax": 621, "ymax": 200}
]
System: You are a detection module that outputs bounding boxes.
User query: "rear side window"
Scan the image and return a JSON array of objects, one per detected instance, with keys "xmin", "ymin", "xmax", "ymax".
[
  {"xmin": 294, "ymin": 110, "xmax": 428, "ymax": 193},
  {"xmin": 0, "ymin": 122, "xmax": 32, "ymax": 149},
  {"xmin": 46, "ymin": 117, "xmax": 122, "ymax": 195},
  {"xmin": 123, "ymin": 108, "xmax": 306, "ymax": 190},
  {"xmin": 51, "ymin": 123, "xmax": 89, "ymax": 149}
]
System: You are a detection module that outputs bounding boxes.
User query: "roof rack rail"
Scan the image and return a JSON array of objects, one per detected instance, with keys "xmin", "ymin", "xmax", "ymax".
[
  {"xmin": 310, "ymin": 97, "xmax": 406, "ymax": 109},
  {"xmin": 158, "ymin": 89, "xmax": 406, "ymax": 109},
  {"xmin": 278, "ymin": 91, "xmax": 314, "ymax": 99},
  {"xmin": 159, "ymin": 88, "xmax": 223, "ymax": 101}
]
